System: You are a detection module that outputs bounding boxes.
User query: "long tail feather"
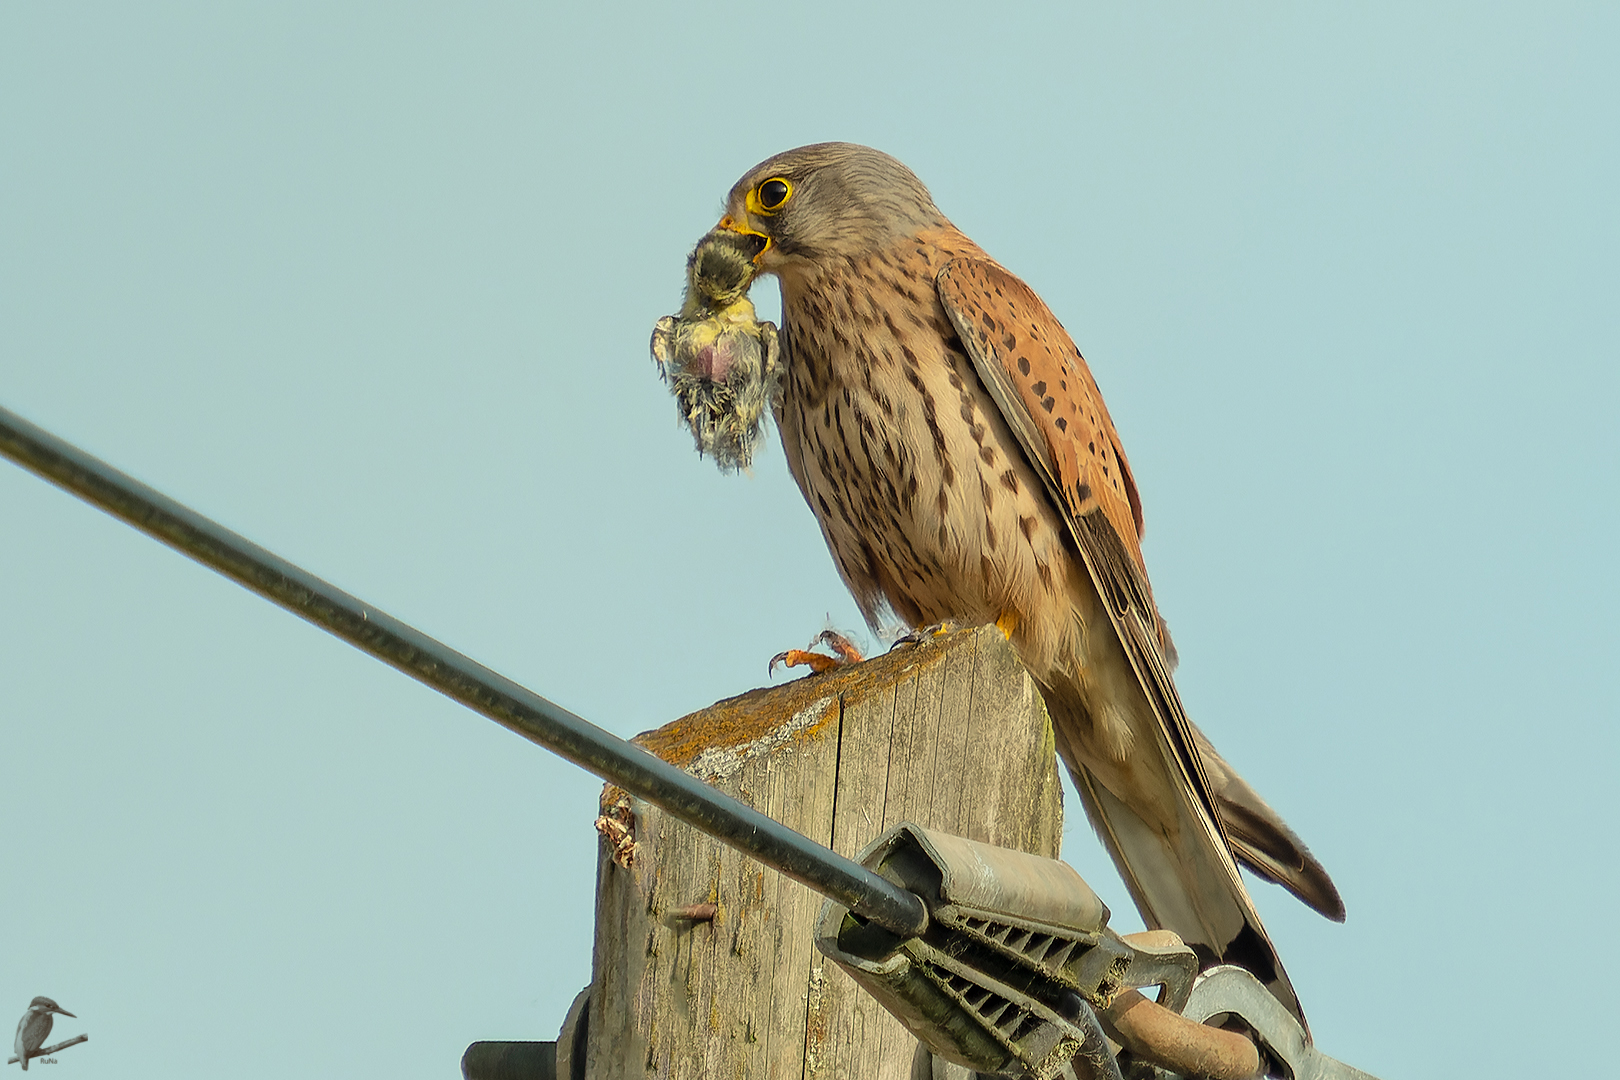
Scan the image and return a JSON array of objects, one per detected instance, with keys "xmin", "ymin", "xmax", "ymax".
[
  {"xmin": 1190, "ymin": 722, "xmax": 1346, "ymax": 922},
  {"xmin": 1045, "ymin": 693, "xmax": 1305, "ymax": 1020}
]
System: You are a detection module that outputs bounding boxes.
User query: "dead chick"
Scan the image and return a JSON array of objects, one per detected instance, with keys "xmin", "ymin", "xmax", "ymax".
[{"xmin": 650, "ymin": 226, "xmax": 782, "ymax": 472}]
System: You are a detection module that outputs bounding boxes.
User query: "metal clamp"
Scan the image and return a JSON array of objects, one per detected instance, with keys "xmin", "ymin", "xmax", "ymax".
[
  {"xmin": 1165, "ymin": 966, "xmax": 1378, "ymax": 1080},
  {"xmin": 817, "ymin": 824, "xmax": 1228, "ymax": 1080}
]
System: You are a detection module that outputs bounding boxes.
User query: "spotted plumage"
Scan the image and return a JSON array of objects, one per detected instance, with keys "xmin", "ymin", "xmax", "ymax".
[{"xmin": 707, "ymin": 142, "xmax": 1342, "ymax": 1021}]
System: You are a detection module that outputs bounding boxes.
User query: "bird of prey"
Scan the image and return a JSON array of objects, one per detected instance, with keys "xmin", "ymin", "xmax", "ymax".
[
  {"xmin": 13, "ymin": 997, "xmax": 73, "ymax": 1071},
  {"xmin": 709, "ymin": 143, "xmax": 1342, "ymax": 1018}
]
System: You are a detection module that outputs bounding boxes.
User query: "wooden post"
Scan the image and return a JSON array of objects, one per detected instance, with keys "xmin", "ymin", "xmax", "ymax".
[{"xmin": 582, "ymin": 624, "xmax": 1064, "ymax": 1079}]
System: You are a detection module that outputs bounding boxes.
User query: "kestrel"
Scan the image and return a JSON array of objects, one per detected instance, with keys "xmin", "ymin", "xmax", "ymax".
[{"xmin": 711, "ymin": 143, "xmax": 1342, "ymax": 1018}]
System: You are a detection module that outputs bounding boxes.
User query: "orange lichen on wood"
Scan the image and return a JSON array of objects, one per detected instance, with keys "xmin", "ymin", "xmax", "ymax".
[{"xmin": 633, "ymin": 633, "xmax": 959, "ymax": 769}]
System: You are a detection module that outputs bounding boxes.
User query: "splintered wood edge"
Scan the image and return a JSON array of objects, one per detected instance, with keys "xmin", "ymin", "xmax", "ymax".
[{"xmin": 598, "ymin": 626, "xmax": 1000, "ymax": 810}]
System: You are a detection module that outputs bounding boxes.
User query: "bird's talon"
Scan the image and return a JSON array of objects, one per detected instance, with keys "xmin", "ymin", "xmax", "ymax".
[
  {"xmin": 888, "ymin": 621, "xmax": 958, "ymax": 650},
  {"xmin": 770, "ymin": 648, "xmax": 843, "ymax": 675},
  {"xmin": 810, "ymin": 629, "xmax": 865, "ymax": 664},
  {"xmin": 770, "ymin": 631, "xmax": 864, "ymax": 676}
]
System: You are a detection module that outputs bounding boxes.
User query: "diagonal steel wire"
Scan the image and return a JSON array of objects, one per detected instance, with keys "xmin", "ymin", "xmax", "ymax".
[{"xmin": 0, "ymin": 403, "xmax": 928, "ymax": 939}]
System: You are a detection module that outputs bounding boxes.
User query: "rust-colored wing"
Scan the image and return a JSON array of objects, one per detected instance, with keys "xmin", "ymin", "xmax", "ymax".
[
  {"xmin": 940, "ymin": 261, "xmax": 1145, "ymax": 566},
  {"xmin": 936, "ymin": 257, "xmax": 1306, "ymax": 1020},
  {"xmin": 935, "ymin": 257, "xmax": 1173, "ymax": 665}
]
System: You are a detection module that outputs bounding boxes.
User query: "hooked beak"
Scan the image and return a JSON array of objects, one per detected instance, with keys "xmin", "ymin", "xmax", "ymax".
[{"xmin": 718, "ymin": 215, "xmax": 771, "ymax": 264}]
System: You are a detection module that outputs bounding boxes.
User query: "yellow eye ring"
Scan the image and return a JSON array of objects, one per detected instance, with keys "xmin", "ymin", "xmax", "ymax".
[{"xmin": 749, "ymin": 177, "xmax": 793, "ymax": 215}]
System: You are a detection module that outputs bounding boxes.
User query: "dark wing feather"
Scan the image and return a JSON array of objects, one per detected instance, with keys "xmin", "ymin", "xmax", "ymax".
[{"xmin": 1189, "ymin": 721, "xmax": 1347, "ymax": 921}]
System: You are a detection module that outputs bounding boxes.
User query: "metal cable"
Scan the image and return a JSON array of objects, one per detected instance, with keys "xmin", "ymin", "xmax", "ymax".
[{"xmin": 0, "ymin": 403, "xmax": 928, "ymax": 939}]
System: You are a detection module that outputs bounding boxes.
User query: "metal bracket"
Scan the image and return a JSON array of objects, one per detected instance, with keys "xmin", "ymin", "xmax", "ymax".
[
  {"xmin": 817, "ymin": 824, "xmax": 1213, "ymax": 1080},
  {"xmin": 1169, "ymin": 966, "xmax": 1378, "ymax": 1080}
]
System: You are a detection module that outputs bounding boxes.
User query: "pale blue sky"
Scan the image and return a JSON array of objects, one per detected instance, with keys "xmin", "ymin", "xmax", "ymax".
[{"xmin": 1, "ymin": 4, "xmax": 1615, "ymax": 1077}]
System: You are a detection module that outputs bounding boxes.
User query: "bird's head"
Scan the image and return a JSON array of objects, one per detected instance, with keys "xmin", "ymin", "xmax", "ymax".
[
  {"xmin": 718, "ymin": 143, "xmax": 946, "ymax": 277},
  {"xmin": 26, "ymin": 998, "xmax": 73, "ymax": 1019}
]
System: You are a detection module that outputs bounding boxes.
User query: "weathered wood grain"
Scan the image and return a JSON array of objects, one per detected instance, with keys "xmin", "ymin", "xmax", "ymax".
[{"xmin": 583, "ymin": 625, "xmax": 1063, "ymax": 1079}]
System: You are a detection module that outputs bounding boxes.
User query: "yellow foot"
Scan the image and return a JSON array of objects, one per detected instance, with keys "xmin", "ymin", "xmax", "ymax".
[
  {"xmin": 770, "ymin": 630, "xmax": 865, "ymax": 675},
  {"xmin": 995, "ymin": 611, "xmax": 1020, "ymax": 640}
]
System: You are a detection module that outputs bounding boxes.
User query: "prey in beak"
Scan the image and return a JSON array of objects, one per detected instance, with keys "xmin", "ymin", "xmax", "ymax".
[{"xmin": 650, "ymin": 225, "xmax": 783, "ymax": 472}]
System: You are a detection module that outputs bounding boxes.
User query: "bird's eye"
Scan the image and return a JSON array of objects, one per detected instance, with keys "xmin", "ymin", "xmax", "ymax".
[{"xmin": 757, "ymin": 178, "xmax": 792, "ymax": 212}]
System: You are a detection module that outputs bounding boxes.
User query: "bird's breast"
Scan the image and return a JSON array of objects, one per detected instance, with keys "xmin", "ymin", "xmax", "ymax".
[{"xmin": 776, "ymin": 249, "xmax": 1086, "ymax": 678}]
